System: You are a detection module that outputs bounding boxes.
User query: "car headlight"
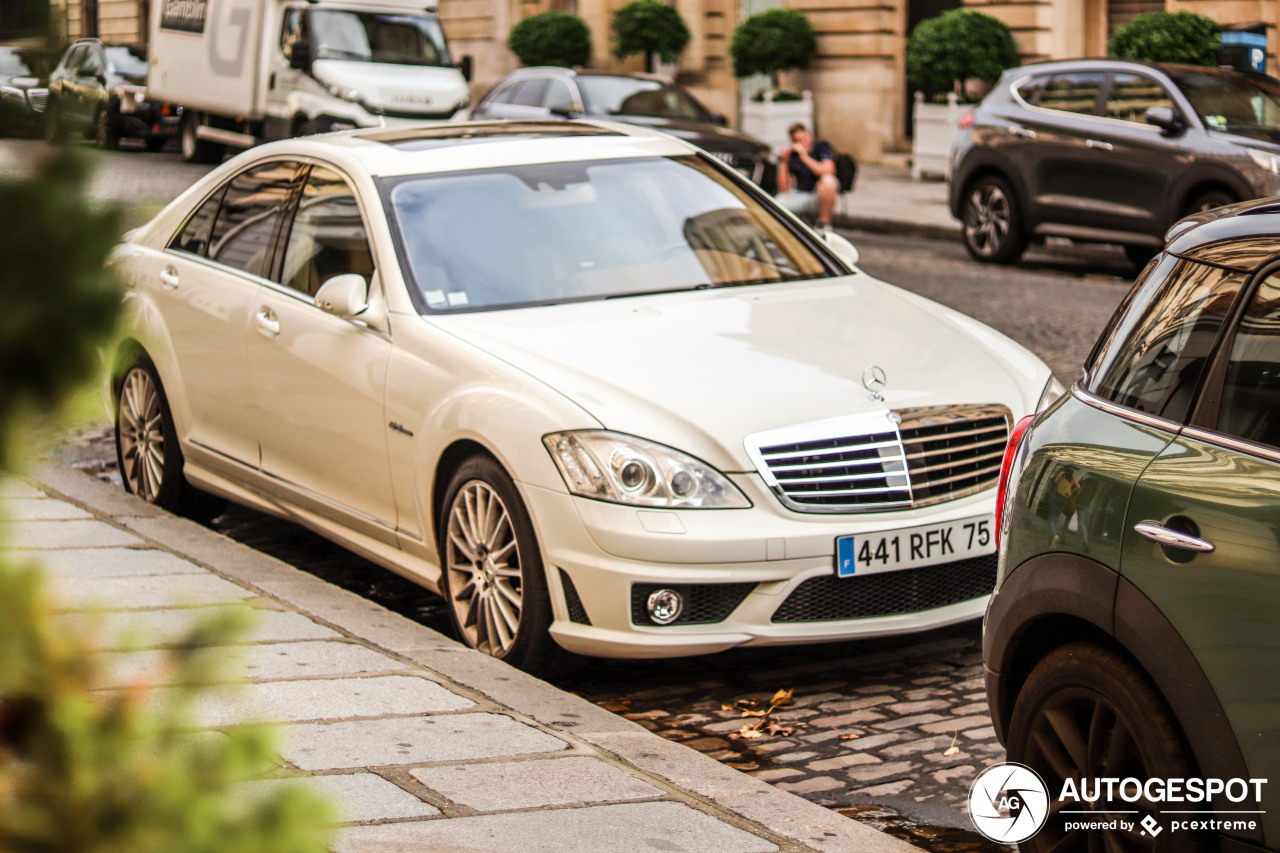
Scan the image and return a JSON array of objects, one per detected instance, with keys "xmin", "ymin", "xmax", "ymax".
[
  {"xmin": 544, "ymin": 431, "xmax": 751, "ymax": 509},
  {"xmin": 326, "ymin": 82, "xmax": 362, "ymax": 103},
  {"xmin": 1036, "ymin": 374, "xmax": 1067, "ymax": 413},
  {"xmin": 112, "ymin": 84, "xmax": 146, "ymax": 113},
  {"xmin": 1248, "ymin": 148, "xmax": 1280, "ymax": 175},
  {"xmin": 0, "ymin": 86, "xmax": 24, "ymax": 104},
  {"xmin": 454, "ymin": 94, "xmax": 470, "ymax": 111}
]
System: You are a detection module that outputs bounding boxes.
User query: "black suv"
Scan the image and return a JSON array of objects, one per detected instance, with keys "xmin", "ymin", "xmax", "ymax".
[
  {"xmin": 45, "ymin": 40, "xmax": 180, "ymax": 150},
  {"xmin": 951, "ymin": 59, "xmax": 1280, "ymax": 265},
  {"xmin": 471, "ymin": 68, "xmax": 776, "ymax": 192}
]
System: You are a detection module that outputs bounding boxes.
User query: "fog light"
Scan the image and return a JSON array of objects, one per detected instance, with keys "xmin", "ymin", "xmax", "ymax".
[{"xmin": 646, "ymin": 588, "xmax": 683, "ymax": 625}]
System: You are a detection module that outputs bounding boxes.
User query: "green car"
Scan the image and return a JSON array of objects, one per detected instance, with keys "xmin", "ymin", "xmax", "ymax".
[{"xmin": 988, "ymin": 199, "xmax": 1280, "ymax": 853}]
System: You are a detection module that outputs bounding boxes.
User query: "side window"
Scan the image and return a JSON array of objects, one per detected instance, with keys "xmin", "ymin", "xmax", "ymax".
[
  {"xmin": 169, "ymin": 187, "xmax": 226, "ymax": 257},
  {"xmin": 1038, "ymin": 72, "xmax": 1105, "ymax": 116},
  {"xmin": 279, "ymin": 165, "xmax": 375, "ymax": 297},
  {"xmin": 79, "ymin": 47, "xmax": 103, "ymax": 77},
  {"xmin": 1089, "ymin": 259, "xmax": 1246, "ymax": 421},
  {"xmin": 280, "ymin": 8, "xmax": 305, "ymax": 61},
  {"xmin": 1015, "ymin": 75, "xmax": 1049, "ymax": 106},
  {"xmin": 1215, "ymin": 272, "xmax": 1280, "ymax": 448},
  {"xmin": 487, "ymin": 81, "xmax": 518, "ymax": 105},
  {"xmin": 62, "ymin": 45, "xmax": 85, "ymax": 73},
  {"xmin": 1105, "ymin": 73, "xmax": 1173, "ymax": 124},
  {"xmin": 510, "ymin": 79, "xmax": 548, "ymax": 107},
  {"xmin": 207, "ymin": 160, "xmax": 301, "ymax": 279},
  {"xmin": 544, "ymin": 80, "xmax": 573, "ymax": 113}
]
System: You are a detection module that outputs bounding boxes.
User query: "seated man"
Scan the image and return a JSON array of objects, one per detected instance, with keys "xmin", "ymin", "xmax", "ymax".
[{"xmin": 775, "ymin": 122, "xmax": 838, "ymax": 233}]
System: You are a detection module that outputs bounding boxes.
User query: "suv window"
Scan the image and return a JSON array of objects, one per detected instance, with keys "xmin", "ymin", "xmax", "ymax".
[
  {"xmin": 207, "ymin": 161, "xmax": 302, "ymax": 279},
  {"xmin": 1015, "ymin": 75, "xmax": 1048, "ymax": 105},
  {"xmin": 1106, "ymin": 73, "xmax": 1173, "ymax": 124},
  {"xmin": 544, "ymin": 80, "xmax": 573, "ymax": 113},
  {"xmin": 1038, "ymin": 72, "xmax": 1104, "ymax": 115},
  {"xmin": 1088, "ymin": 259, "xmax": 1246, "ymax": 421},
  {"xmin": 510, "ymin": 79, "xmax": 547, "ymax": 107},
  {"xmin": 1215, "ymin": 272, "xmax": 1280, "ymax": 448},
  {"xmin": 279, "ymin": 165, "xmax": 375, "ymax": 296}
]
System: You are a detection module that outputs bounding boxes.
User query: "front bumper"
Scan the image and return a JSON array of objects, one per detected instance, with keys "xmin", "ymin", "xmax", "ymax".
[{"xmin": 522, "ymin": 474, "xmax": 996, "ymax": 659}]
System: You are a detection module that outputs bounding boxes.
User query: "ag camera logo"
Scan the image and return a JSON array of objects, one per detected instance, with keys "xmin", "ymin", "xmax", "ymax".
[{"xmin": 969, "ymin": 762, "xmax": 1051, "ymax": 844}]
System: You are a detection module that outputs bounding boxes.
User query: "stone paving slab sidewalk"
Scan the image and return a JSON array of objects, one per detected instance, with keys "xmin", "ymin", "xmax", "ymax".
[{"xmin": 1, "ymin": 462, "xmax": 925, "ymax": 853}]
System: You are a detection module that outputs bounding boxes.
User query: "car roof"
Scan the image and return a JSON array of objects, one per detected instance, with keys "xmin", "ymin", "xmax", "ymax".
[
  {"xmin": 501, "ymin": 67, "xmax": 676, "ymax": 84},
  {"xmin": 1007, "ymin": 57, "xmax": 1273, "ymax": 82},
  {"xmin": 1164, "ymin": 198, "xmax": 1280, "ymax": 267},
  {"xmin": 245, "ymin": 119, "xmax": 697, "ymax": 178}
]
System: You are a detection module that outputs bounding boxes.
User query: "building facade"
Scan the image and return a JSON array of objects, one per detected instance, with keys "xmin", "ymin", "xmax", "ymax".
[{"xmin": 51, "ymin": 0, "xmax": 1277, "ymax": 163}]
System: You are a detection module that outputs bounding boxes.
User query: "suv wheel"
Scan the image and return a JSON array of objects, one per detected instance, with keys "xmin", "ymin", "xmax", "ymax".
[
  {"xmin": 1007, "ymin": 642, "xmax": 1209, "ymax": 853},
  {"xmin": 1186, "ymin": 189, "xmax": 1236, "ymax": 217},
  {"xmin": 962, "ymin": 175, "xmax": 1027, "ymax": 264}
]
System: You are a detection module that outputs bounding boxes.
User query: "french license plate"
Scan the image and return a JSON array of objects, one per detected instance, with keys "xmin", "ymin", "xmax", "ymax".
[{"xmin": 835, "ymin": 516, "xmax": 994, "ymax": 578}]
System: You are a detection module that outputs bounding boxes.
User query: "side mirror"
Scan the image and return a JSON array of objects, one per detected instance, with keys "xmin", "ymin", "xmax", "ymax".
[
  {"xmin": 289, "ymin": 44, "xmax": 312, "ymax": 72},
  {"xmin": 1145, "ymin": 105, "xmax": 1184, "ymax": 136},
  {"xmin": 709, "ymin": 111, "xmax": 728, "ymax": 126},
  {"xmin": 315, "ymin": 273, "xmax": 368, "ymax": 318},
  {"xmin": 822, "ymin": 230, "xmax": 860, "ymax": 268},
  {"xmin": 457, "ymin": 55, "xmax": 473, "ymax": 82}
]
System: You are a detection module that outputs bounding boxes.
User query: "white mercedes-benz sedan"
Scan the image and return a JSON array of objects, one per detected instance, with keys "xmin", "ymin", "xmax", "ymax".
[{"xmin": 107, "ymin": 121, "xmax": 1058, "ymax": 671}]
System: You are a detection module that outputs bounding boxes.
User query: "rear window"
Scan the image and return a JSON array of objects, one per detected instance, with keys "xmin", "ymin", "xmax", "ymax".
[
  {"xmin": 1087, "ymin": 257, "xmax": 1246, "ymax": 422},
  {"xmin": 1037, "ymin": 72, "xmax": 1104, "ymax": 115}
]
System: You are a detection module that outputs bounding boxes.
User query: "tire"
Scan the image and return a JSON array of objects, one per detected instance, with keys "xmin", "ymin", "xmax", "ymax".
[
  {"xmin": 962, "ymin": 175, "xmax": 1027, "ymax": 264},
  {"xmin": 1185, "ymin": 189, "xmax": 1236, "ymax": 217},
  {"xmin": 114, "ymin": 358, "xmax": 224, "ymax": 523},
  {"xmin": 44, "ymin": 99, "xmax": 66, "ymax": 144},
  {"xmin": 1007, "ymin": 642, "xmax": 1210, "ymax": 853},
  {"xmin": 438, "ymin": 455, "xmax": 563, "ymax": 673},
  {"xmin": 94, "ymin": 106, "xmax": 119, "ymax": 150},
  {"xmin": 180, "ymin": 113, "xmax": 225, "ymax": 164}
]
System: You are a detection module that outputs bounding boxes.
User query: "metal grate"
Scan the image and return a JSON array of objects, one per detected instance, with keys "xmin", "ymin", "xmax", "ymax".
[
  {"xmin": 27, "ymin": 88, "xmax": 46, "ymax": 112},
  {"xmin": 631, "ymin": 583, "xmax": 756, "ymax": 626},
  {"xmin": 750, "ymin": 404, "xmax": 1011, "ymax": 513},
  {"xmin": 558, "ymin": 568, "xmax": 591, "ymax": 625},
  {"xmin": 771, "ymin": 554, "xmax": 997, "ymax": 623}
]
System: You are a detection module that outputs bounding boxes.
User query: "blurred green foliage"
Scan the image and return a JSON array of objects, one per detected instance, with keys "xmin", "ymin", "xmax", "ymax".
[
  {"xmin": 508, "ymin": 12, "xmax": 592, "ymax": 68},
  {"xmin": 611, "ymin": 0, "xmax": 691, "ymax": 73},
  {"xmin": 729, "ymin": 9, "xmax": 816, "ymax": 90},
  {"xmin": 905, "ymin": 9, "xmax": 1018, "ymax": 101},
  {"xmin": 1109, "ymin": 11, "xmax": 1222, "ymax": 66}
]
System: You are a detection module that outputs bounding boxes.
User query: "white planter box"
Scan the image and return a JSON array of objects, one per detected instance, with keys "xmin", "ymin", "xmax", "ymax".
[
  {"xmin": 741, "ymin": 90, "xmax": 814, "ymax": 155},
  {"xmin": 911, "ymin": 91, "xmax": 964, "ymax": 181}
]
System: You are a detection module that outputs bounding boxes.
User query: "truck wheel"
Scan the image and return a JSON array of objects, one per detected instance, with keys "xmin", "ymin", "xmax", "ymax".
[{"xmin": 180, "ymin": 114, "xmax": 225, "ymax": 164}]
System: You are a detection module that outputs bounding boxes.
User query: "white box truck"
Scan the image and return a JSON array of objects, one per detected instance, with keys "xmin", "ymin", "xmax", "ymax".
[{"xmin": 149, "ymin": 0, "xmax": 472, "ymax": 161}]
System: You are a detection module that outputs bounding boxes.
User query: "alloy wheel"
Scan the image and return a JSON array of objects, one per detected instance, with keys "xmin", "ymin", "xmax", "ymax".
[
  {"xmin": 117, "ymin": 366, "xmax": 167, "ymax": 502},
  {"xmin": 965, "ymin": 183, "xmax": 1012, "ymax": 257},
  {"xmin": 445, "ymin": 480, "xmax": 524, "ymax": 657}
]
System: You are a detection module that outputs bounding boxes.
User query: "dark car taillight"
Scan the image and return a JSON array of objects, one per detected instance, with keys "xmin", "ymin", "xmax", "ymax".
[{"xmin": 994, "ymin": 414, "xmax": 1035, "ymax": 549}]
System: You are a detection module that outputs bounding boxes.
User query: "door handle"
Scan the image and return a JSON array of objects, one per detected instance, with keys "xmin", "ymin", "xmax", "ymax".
[
  {"xmin": 1134, "ymin": 520, "xmax": 1215, "ymax": 553},
  {"xmin": 159, "ymin": 266, "xmax": 180, "ymax": 290},
  {"xmin": 255, "ymin": 308, "xmax": 281, "ymax": 338},
  {"xmin": 1086, "ymin": 139, "xmax": 1114, "ymax": 151},
  {"xmin": 1012, "ymin": 128, "xmax": 1037, "ymax": 139}
]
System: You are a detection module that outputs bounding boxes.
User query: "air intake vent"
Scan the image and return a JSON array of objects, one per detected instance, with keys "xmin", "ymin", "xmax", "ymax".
[{"xmin": 747, "ymin": 405, "xmax": 1011, "ymax": 514}]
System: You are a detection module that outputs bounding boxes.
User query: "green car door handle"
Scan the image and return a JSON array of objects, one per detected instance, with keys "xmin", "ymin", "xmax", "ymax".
[{"xmin": 1134, "ymin": 520, "xmax": 1216, "ymax": 553}]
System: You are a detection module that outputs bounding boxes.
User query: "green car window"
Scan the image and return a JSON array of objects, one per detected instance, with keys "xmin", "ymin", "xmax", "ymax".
[
  {"xmin": 1216, "ymin": 272, "xmax": 1280, "ymax": 448},
  {"xmin": 1089, "ymin": 259, "xmax": 1246, "ymax": 422}
]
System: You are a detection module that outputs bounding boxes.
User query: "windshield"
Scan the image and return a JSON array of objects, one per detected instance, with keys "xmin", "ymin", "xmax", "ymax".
[
  {"xmin": 578, "ymin": 77, "xmax": 711, "ymax": 121},
  {"xmin": 385, "ymin": 155, "xmax": 833, "ymax": 312},
  {"xmin": 310, "ymin": 10, "xmax": 451, "ymax": 67},
  {"xmin": 104, "ymin": 45, "xmax": 147, "ymax": 77},
  {"xmin": 0, "ymin": 48, "xmax": 46, "ymax": 78},
  {"xmin": 1170, "ymin": 70, "xmax": 1280, "ymax": 133}
]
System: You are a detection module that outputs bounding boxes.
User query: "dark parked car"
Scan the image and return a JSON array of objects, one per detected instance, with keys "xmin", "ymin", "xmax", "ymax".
[
  {"xmin": 987, "ymin": 199, "xmax": 1280, "ymax": 852},
  {"xmin": 470, "ymin": 68, "xmax": 775, "ymax": 192},
  {"xmin": 951, "ymin": 58, "xmax": 1280, "ymax": 265},
  {"xmin": 0, "ymin": 44, "xmax": 49, "ymax": 136},
  {"xmin": 45, "ymin": 39, "xmax": 180, "ymax": 150}
]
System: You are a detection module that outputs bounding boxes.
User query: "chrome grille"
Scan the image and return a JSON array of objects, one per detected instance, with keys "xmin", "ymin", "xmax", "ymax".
[
  {"xmin": 747, "ymin": 404, "xmax": 1011, "ymax": 514},
  {"xmin": 27, "ymin": 88, "xmax": 47, "ymax": 112}
]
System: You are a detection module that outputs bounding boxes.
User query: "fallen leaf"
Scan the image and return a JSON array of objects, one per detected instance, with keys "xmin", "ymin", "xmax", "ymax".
[
  {"xmin": 839, "ymin": 733, "xmax": 861, "ymax": 740},
  {"xmin": 738, "ymin": 708, "xmax": 768, "ymax": 718},
  {"xmin": 736, "ymin": 726, "xmax": 764, "ymax": 739},
  {"xmin": 770, "ymin": 688, "xmax": 795, "ymax": 707},
  {"xmin": 942, "ymin": 730, "xmax": 960, "ymax": 756}
]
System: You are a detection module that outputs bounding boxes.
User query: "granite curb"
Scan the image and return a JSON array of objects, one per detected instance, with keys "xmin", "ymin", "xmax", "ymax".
[{"xmin": 13, "ymin": 461, "xmax": 926, "ymax": 853}]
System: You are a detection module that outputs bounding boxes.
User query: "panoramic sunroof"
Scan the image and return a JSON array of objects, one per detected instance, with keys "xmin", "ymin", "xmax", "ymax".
[{"xmin": 363, "ymin": 122, "xmax": 624, "ymax": 152}]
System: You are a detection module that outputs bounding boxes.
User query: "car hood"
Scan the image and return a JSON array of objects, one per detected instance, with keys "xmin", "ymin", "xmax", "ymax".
[
  {"xmin": 313, "ymin": 59, "xmax": 467, "ymax": 114},
  {"xmin": 611, "ymin": 115, "xmax": 768, "ymax": 155},
  {"xmin": 433, "ymin": 276, "xmax": 1047, "ymax": 472}
]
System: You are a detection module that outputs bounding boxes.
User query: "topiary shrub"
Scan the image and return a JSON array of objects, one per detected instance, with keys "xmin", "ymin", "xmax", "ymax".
[
  {"xmin": 508, "ymin": 12, "xmax": 592, "ymax": 68},
  {"xmin": 906, "ymin": 9, "xmax": 1018, "ymax": 101},
  {"xmin": 612, "ymin": 0, "xmax": 691, "ymax": 73},
  {"xmin": 1108, "ymin": 11, "xmax": 1221, "ymax": 66},
  {"xmin": 729, "ymin": 8, "xmax": 817, "ymax": 93}
]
